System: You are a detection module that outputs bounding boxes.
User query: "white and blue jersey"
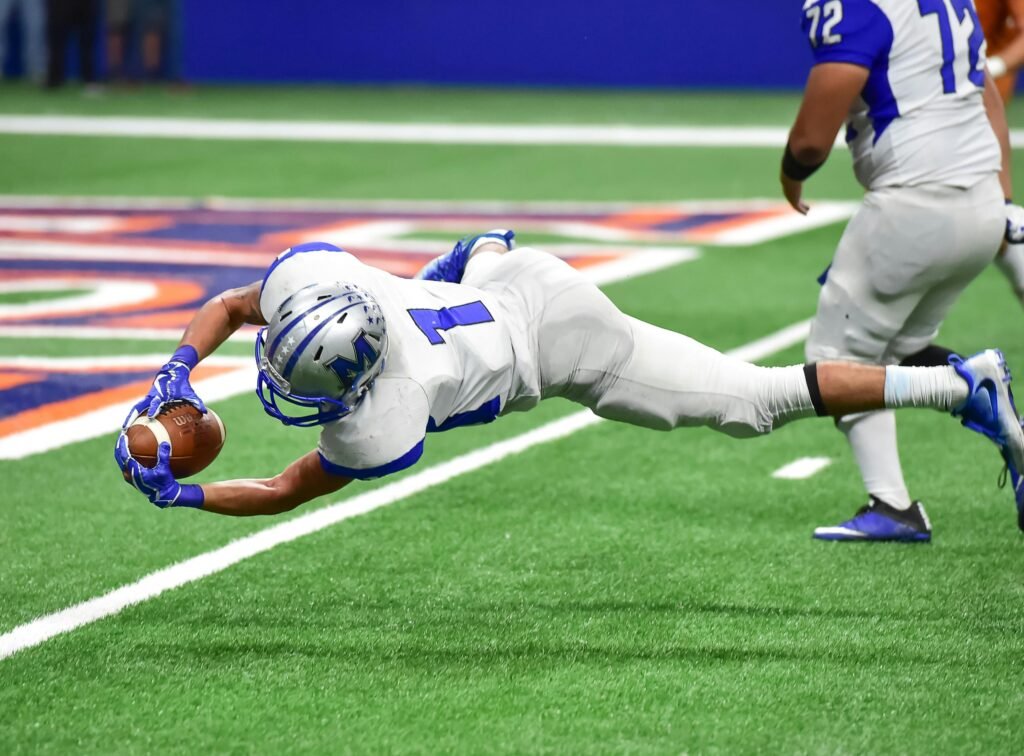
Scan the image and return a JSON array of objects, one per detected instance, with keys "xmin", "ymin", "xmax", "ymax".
[
  {"xmin": 803, "ymin": 0, "xmax": 1001, "ymax": 189},
  {"xmin": 260, "ymin": 249, "xmax": 526, "ymax": 480}
]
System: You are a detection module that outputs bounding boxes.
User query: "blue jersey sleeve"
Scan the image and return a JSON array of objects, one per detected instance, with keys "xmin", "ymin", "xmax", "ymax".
[{"xmin": 802, "ymin": 0, "xmax": 893, "ymax": 69}]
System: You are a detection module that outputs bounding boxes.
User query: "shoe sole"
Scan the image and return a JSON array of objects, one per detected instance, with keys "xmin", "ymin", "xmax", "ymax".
[
  {"xmin": 813, "ymin": 528, "xmax": 931, "ymax": 543},
  {"xmin": 989, "ymin": 351, "xmax": 1024, "ymax": 496}
]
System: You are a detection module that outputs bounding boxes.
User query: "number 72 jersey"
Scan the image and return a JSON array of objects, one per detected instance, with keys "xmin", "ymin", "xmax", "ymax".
[{"xmin": 802, "ymin": 0, "xmax": 1001, "ymax": 190}]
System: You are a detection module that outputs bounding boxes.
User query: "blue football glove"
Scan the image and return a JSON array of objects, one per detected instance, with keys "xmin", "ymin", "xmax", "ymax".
[
  {"xmin": 1006, "ymin": 202, "xmax": 1024, "ymax": 244},
  {"xmin": 122, "ymin": 345, "xmax": 207, "ymax": 429},
  {"xmin": 115, "ymin": 435, "xmax": 204, "ymax": 509}
]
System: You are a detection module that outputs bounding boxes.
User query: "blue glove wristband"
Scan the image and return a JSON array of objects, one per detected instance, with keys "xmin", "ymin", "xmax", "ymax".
[
  {"xmin": 170, "ymin": 345, "xmax": 200, "ymax": 371},
  {"xmin": 175, "ymin": 483, "xmax": 205, "ymax": 509}
]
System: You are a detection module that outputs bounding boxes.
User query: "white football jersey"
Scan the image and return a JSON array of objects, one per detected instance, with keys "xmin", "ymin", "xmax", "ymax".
[
  {"xmin": 260, "ymin": 248, "xmax": 525, "ymax": 480},
  {"xmin": 803, "ymin": 0, "xmax": 1001, "ymax": 189}
]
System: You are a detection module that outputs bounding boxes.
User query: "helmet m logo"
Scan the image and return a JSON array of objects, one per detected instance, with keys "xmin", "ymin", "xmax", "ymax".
[{"xmin": 325, "ymin": 331, "xmax": 381, "ymax": 391}]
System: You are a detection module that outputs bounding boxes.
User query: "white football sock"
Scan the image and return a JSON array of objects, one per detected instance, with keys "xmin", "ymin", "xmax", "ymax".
[
  {"xmin": 883, "ymin": 365, "xmax": 969, "ymax": 411},
  {"xmin": 837, "ymin": 410, "xmax": 912, "ymax": 510},
  {"xmin": 996, "ymin": 244, "xmax": 1024, "ymax": 302}
]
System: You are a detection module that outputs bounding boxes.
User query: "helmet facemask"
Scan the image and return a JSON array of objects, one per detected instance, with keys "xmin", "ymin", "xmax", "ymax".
[{"xmin": 255, "ymin": 282, "xmax": 388, "ymax": 427}]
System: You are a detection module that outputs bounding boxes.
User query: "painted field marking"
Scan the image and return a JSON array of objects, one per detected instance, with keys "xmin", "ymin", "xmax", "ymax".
[
  {"xmin": 771, "ymin": 456, "xmax": 833, "ymax": 480},
  {"xmin": 0, "ymin": 318, "xmax": 812, "ymax": 661},
  {"xmin": 0, "ymin": 355, "xmax": 254, "ymax": 460},
  {"xmin": 0, "ymin": 242, "xmax": 700, "ymax": 343},
  {"xmin": 1, "ymin": 115, "xmax": 1023, "ymax": 149}
]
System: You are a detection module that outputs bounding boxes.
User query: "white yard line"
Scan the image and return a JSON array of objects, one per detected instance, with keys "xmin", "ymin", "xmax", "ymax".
[
  {"xmin": 771, "ymin": 456, "xmax": 833, "ymax": 480},
  {"xmin": 0, "ymin": 116, "xmax": 794, "ymax": 146},
  {"xmin": 2, "ymin": 115, "xmax": 1023, "ymax": 149},
  {"xmin": 0, "ymin": 317, "xmax": 811, "ymax": 661},
  {"xmin": 0, "ymin": 195, "xmax": 846, "ymax": 213},
  {"xmin": 0, "ymin": 114, "xmax": 1015, "ymax": 148}
]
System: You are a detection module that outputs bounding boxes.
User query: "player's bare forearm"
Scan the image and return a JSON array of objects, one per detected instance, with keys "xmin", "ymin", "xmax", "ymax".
[
  {"xmin": 782, "ymin": 63, "xmax": 869, "ymax": 213},
  {"xmin": 983, "ymin": 72, "xmax": 1014, "ymax": 199},
  {"xmin": 199, "ymin": 450, "xmax": 352, "ymax": 516},
  {"xmin": 787, "ymin": 63, "xmax": 869, "ymax": 164},
  {"xmin": 178, "ymin": 281, "xmax": 267, "ymax": 362}
]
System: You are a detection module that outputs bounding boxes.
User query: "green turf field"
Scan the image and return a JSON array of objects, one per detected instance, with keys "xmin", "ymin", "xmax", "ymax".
[{"xmin": 2, "ymin": 85, "xmax": 1023, "ymax": 754}]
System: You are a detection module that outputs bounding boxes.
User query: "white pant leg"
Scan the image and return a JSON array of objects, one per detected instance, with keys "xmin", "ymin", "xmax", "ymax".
[
  {"xmin": 475, "ymin": 248, "xmax": 817, "ymax": 437},
  {"xmin": 806, "ymin": 176, "xmax": 1004, "ymax": 365},
  {"xmin": 587, "ymin": 317, "xmax": 815, "ymax": 437},
  {"xmin": 805, "ymin": 175, "xmax": 1003, "ymax": 508}
]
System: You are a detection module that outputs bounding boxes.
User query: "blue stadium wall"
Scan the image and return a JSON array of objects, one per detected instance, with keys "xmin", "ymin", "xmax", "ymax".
[{"xmin": 182, "ymin": 1, "xmax": 814, "ymax": 88}]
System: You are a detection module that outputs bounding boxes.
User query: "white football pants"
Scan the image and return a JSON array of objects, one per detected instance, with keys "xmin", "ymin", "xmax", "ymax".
[
  {"xmin": 465, "ymin": 247, "xmax": 815, "ymax": 438},
  {"xmin": 805, "ymin": 176, "xmax": 1004, "ymax": 365}
]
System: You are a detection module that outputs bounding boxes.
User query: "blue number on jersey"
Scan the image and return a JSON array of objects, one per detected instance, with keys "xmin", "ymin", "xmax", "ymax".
[
  {"xmin": 806, "ymin": 0, "xmax": 845, "ymax": 47},
  {"xmin": 917, "ymin": 0, "xmax": 986, "ymax": 92},
  {"xmin": 408, "ymin": 301, "xmax": 495, "ymax": 345}
]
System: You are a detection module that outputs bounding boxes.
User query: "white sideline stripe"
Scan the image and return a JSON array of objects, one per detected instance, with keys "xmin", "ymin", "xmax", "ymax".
[
  {"xmin": 0, "ymin": 365, "xmax": 256, "ymax": 460},
  {"xmin": 771, "ymin": 456, "xmax": 833, "ymax": 480},
  {"xmin": 0, "ymin": 116, "xmax": 794, "ymax": 146},
  {"xmin": 2, "ymin": 115, "xmax": 1024, "ymax": 149},
  {"xmin": 0, "ymin": 195, "xmax": 851, "ymax": 213},
  {"xmin": 0, "ymin": 317, "xmax": 811, "ymax": 661}
]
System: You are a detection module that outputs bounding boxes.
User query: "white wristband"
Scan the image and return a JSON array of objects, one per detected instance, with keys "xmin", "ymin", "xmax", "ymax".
[{"xmin": 989, "ymin": 55, "xmax": 1008, "ymax": 79}]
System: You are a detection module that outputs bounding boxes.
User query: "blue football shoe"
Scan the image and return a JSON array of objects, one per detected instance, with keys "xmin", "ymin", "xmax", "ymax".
[
  {"xmin": 813, "ymin": 497, "xmax": 932, "ymax": 542},
  {"xmin": 414, "ymin": 229, "xmax": 516, "ymax": 283},
  {"xmin": 949, "ymin": 349, "xmax": 1024, "ymax": 529}
]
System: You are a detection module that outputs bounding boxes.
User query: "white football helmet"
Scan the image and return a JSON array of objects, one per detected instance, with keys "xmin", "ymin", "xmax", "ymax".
[{"xmin": 255, "ymin": 281, "xmax": 388, "ymax": 426}]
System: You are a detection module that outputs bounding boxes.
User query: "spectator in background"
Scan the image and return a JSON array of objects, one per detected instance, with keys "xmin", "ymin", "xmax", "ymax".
[
  {"xmin": 105, "ymin": 0, "xmax": 130, "ymax": 81},
  {"xmin": 106, "ymin": 0, "xmax": 180, "ymax": 83},
  {"xmin": 0, "ymin": 0, "xmax": 46, "ymax": 83},
  {"xmin": 45, "ymin": 0, "xmax": 99, "ymax": 89}
]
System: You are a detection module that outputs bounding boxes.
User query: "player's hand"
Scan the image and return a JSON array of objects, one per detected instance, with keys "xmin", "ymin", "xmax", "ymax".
[
  {"xmin": 781, "ymin": 172, "xmax": 810, "ymax": 215},
  {"xmin": 122, "ymin": 346, "xmax": 206, "ymax": 429},
  {"xmin": 115, "ymin": 435, "xmax": 203, "ymax": 509},
  {"xmin": 1006, "ymin": 203, "xmax": 1024, "ymax": 244}
]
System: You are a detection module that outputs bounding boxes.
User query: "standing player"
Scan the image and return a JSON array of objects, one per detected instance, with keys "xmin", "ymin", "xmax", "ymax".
[
  {"xmin": 977, "ymin": 0, "xmax": 1024, "ymax": 304},
  {"xmin": 784, "ymin": 0, "xmax": 1024, "ymax": 540},
  {"xmin": 113, "ymin": 233, "xmax": 1024, "ymax": 530}
]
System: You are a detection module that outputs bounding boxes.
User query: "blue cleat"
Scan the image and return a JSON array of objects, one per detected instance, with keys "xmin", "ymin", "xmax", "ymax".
[
  {"xmin": 950, "ymin": 349, "xmax": 1024, "ymax": 529},
  {"xmin": 415, "ymin": 229, "xmax": 516, "ymax": 283},
  {"xmin": 813, "ymin": 498, "xmax": 932, "ymax": 542}
]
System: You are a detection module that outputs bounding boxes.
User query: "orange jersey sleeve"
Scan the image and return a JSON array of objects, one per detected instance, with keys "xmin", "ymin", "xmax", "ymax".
[{"xmin": 978, "ymin": 0, "xmax": 1016, "ymax": 53}]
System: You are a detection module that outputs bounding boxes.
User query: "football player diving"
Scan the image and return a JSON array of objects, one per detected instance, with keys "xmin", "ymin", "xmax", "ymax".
[
  {"xmin": 114, "ymin": 231, "xmax": 1024, "ymax": 539},
  {"xmin": 783, "ymin": 0, "xmax": 1024, "ymax": 541}
]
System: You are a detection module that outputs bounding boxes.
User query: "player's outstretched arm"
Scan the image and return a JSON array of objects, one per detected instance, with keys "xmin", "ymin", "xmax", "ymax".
[
  {"xmin": 199, "ymin": 450, "xmax": 352, "ymax": 516},
  {"xmin": 178, "ymin": 280, "xmax": 267, "ymax": 363},
  {"xmin": 118, "ymin": 439, "xmax": 353, "ymax": 515},
  {"xmin": 781, "ymin": 63, "xmax": 869, "ymax": 214},
  {"xmin": 122, "ymin": 281, "xmax": 268, "ymax": 426}
]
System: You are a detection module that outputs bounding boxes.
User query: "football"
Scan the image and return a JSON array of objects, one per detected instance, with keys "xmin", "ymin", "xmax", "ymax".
[{"xmin": 125, "ymin": 402, "xmax": 226, "ymax": 479}]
